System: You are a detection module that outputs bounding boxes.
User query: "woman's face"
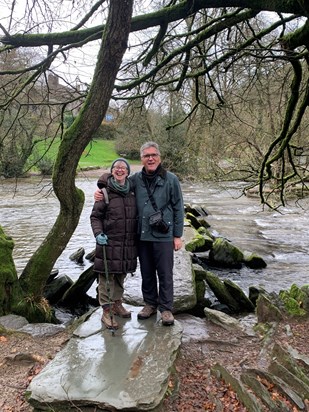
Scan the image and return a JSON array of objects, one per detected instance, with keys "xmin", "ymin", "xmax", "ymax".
[{"xmin": 111, "ymin": 161, "xmax": 129, "ymax": 185}]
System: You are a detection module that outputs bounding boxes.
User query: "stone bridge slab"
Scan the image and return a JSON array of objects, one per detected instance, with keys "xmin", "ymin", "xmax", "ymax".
[{"xmin": 27, "ymin": 305, "xmax": 183, "ymax": 411}]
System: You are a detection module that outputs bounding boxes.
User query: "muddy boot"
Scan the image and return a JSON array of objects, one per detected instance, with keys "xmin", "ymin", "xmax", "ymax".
[
  {"xmin": 161, "ymin": 310, "xmax": 174, "ymax": 326},
  {"xmin": 101, "ymin": 307, "xmax": 119, "ymax": 329},
  {"xmin": 113, "ymin": 300, "xmax": 131, "ymax": 318},
  {"xmin": 137, "ymin": 304, "xmax": 157, "ymax": 320}
]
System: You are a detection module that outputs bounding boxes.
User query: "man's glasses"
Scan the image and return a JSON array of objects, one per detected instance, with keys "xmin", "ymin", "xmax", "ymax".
[{"xmin": 142, "ymin": 153, "xmax": 160, "ymax": 159}]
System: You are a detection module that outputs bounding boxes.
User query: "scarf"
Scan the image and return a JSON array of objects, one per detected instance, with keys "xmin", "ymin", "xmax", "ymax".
[
  {"xmin": 109, "ymin": 176, "xmax": 130, "ymax": 195},
  {"xmin": 142, "ymin": 163, "xmax": 166, "ymax": 189}
]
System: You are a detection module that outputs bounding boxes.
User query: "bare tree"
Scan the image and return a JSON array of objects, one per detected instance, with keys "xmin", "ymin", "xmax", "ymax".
[{"xmin": 0, "ymin": 0, "xmax": 133, "ymax": 319}]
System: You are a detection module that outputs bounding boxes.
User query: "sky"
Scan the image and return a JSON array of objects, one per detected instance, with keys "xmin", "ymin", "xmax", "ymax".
[{"xmin": 0, "ymin": 0, "xmax": 156, "ymax": 85}]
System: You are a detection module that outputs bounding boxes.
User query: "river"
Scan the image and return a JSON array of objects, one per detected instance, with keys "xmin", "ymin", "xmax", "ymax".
[{"xmin": 1, "ymin": 176, "xmax": 309, "ymax": 297}]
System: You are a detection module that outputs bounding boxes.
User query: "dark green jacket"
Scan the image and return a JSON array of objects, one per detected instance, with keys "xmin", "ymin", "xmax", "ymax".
[{"xmin": 130, "ymin": 167, "xmax": 184, "ymax": 242}]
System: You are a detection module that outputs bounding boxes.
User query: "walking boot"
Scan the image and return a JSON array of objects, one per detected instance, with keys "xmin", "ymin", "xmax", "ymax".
[
  {"xmin": 113, "ymin": 300, "xmax": 131, "ymax": 318},
  {"xmin": 101, "ymin": 307, "xmax": 119, "ymax": 329},
  {"xmin": 161, "ymin": 310, "xmax": 174, "ymax": 326},
  {"xmin": 137, "ymin": 304, "xmax": 157, "ymax": 320}
]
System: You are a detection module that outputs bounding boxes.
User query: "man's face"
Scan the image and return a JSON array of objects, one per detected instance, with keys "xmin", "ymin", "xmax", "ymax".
[{"xmin": 141, "ymin": 147, "xmax": 161, "ymax": 173}]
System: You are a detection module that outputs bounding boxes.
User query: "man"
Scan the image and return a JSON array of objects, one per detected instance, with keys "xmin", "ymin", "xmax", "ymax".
[{"xmin": 95, "ymin": 141, "xmax": 184, "ymax": 326}]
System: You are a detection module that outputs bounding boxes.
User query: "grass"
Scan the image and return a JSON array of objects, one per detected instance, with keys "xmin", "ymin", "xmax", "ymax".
[
  {"xmin": 79, "ymin": 139, "xmax": 122, "ymax": 168},
  {"xmin": 34, "ymin": 138, "xmax": 139, "ymax": 170}
]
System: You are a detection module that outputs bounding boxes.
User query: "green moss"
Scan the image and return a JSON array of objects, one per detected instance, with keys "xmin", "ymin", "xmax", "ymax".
[
  {"xmin": 244, "ymin": 253, "xmax": 267, "ymax": 269},
  {"xmin": 185, "ymin": 233, "xmax": 205, "ymax": 252},
  {"xmin": 279, "ymin": 285, "xmax": 307, "ymax": 317},
  {"xmin": 14, "ymin": 296, "xmax": 55, "ymax": 323},
  {"xmin": 211, "ymin": 238, "xmax": 244, "ymax": 266},
  {"xmin": 185, "ymin": 212, "xmax": 201, "ymax": 230},
  {"xmin": 195, "ymin": 280, "xmax": 206, "ymax": 302},
  {"xmin": 253, "ymin": 322, "xmax": 272, "ymax": 337},
  {"xmin": 0, "ymin": 226, "xmax": 23, "ymax": 316}
]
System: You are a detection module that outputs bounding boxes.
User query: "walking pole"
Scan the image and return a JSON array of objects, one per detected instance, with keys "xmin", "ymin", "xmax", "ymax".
[{"xmin": 102, "ymin": 244, "xmax": 115, "ymax": 336}]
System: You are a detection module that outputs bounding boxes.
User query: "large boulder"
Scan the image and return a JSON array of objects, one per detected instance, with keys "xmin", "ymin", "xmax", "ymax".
[
  {"xmin": 124, "ymin": 248, "xmax": 196, "ymax": 313},
  {"xmin": 209, "ymin": 238, "xmax": 244, "ymax": 268}
]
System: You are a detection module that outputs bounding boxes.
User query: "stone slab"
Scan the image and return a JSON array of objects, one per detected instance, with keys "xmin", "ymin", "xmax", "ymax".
[{"xmin": 27, "ymin": 305, "xmax": 183, "ymax": 411}]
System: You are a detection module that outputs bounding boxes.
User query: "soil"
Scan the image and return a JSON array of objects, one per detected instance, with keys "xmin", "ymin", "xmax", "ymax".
[{"xmin": 1, "ymin": 317, "xmax": 309, "ymax": 411}]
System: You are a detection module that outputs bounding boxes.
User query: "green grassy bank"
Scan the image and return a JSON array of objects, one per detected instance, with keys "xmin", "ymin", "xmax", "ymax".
[{"xmin": 35, "ymin": 139, "xmax": 139, "ymax": 170}]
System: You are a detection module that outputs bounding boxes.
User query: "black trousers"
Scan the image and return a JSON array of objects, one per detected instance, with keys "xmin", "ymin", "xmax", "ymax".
[{"xmin": 138, "ymin": 240, "xmax": 174, "ymax": 312}]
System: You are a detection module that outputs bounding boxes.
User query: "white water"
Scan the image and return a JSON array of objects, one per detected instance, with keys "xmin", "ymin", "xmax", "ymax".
[{"xmin": 1, "ymin": 177, "xmax": 309, "ymax": 296}]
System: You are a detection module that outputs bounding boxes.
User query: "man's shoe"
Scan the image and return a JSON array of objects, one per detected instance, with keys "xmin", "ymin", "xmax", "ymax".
[
  {"xmin": 161, "ymin": 310, "xmax": 174, "ymax": 326},
  {"xmin": 101, "ymin": 308, "xmax": 119, "ymax": 329},
  {"xmin": 137, "ymin": 304, "xmax": 157, "ymax": 320},
  {"xmin": 113, "ymin": 300, "xmax": 131, "ymax": 318}
]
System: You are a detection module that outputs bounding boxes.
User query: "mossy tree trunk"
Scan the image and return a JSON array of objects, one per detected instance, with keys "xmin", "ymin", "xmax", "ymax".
[
  {"xmin": 14, "ymin": 0, "xmax": 134, "ymax": 321},
  {"xmin": 0, "ymin": 226, "xmax": 24, "ymax": 317}
]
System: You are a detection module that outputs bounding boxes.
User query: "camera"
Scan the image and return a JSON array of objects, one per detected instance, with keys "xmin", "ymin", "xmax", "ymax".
[{"xmin": 149, "ymin": 211, "xmax": 169, "ymax": 234}]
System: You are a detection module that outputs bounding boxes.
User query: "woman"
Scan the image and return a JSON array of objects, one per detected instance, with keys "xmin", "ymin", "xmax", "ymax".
[{"xmin": 90, "ymin": 158, "xmax": 137, "ymax": 330}]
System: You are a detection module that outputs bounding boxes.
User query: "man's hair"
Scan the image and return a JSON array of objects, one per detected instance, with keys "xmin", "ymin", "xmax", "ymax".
[{"xmin": 140, "ymin": 141, "xmax": 161, "ymax": 157}]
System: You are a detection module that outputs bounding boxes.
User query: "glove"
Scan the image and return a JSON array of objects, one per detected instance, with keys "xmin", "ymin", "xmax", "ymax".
[{"xmin": 96, "ymin": 233, "xmax": 108, "ymax": 245}]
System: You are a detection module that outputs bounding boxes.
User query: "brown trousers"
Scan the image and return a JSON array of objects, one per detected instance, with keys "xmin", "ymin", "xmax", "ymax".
[{"xmin": 98, "ymin": 273, "xmax": 126, "ymax": 306}]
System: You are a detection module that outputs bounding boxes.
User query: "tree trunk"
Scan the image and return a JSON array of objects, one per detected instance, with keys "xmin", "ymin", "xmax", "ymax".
[
  {"xmin": 0, "ymin": 226, "xmax": 24, "ymax": 316},
  {"xmin": 17, "ymin": 0, "xmax": 134, "ymax": 318}
]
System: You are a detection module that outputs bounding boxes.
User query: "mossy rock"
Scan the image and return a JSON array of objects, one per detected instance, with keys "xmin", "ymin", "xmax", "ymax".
[
  {"xmin": 224, "ymin": 279, "xmax": 255, "ymax": 312},
  {"xmin": 243, "ymin": 252, "xmax": 267, "ymax": 269},
  {"xmin": 209, "ymin": 238, "xmax": 244, "ymax": 268},
  {"xmin": 256, "ymin": 293, "xmax": 283, "ymax": 323},
  {"xmin": 195, "ymin": 280, "xmax": 206, "ymax": 302},
  {"xmin": 300, "ymin": 285, "xmax": 309, "ymax": 311},
  {"xmin": 204, "ymin": 271, "xmax": 240, "ymax": 312},
  {"xmin": 192, "ymin": 263, "xmax": 208, "ymax": 281},
  {"xmin": 185, "ymin": 212, "xmax": 202, "ymax": 230},
  {"xmin": 185, "ymin": 233, "xmax": 205, "ymax": 252},
  {"xmin": 279, "ymin": 289, "xmax": 307, "ymax": 317}
]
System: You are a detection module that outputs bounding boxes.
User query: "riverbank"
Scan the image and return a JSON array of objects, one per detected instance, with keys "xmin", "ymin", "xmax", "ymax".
[
  {"xmin": 2, "ymin": 314, "xmax": 309, "ymax": 411},
  {"xmin": 77, "ymin": 164, "xmax": 143, "ymax": 179}
]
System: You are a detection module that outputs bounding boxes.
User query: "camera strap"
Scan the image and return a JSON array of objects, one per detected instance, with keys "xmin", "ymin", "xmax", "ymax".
[{"xmin": 143, "ymin": 175, "xmax": 168, "ymax": 213}]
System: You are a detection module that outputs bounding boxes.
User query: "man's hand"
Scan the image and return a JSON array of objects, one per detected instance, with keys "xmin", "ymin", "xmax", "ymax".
[
  {"xmin": 96, "ymin": 233, "xmax": 108, "ymax": 245},
  {"xmin": 94, "ymin": 189, "xmax": 104, "ymax": 202},
  {"xmin": 174, "ymin": 237, "xmax": 182, "ymax": 251}
]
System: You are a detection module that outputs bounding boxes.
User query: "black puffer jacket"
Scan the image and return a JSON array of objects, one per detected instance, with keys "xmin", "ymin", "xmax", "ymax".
[{"xmin": 90, "ymin": 173, "xmax": 137, "ymax": 275}]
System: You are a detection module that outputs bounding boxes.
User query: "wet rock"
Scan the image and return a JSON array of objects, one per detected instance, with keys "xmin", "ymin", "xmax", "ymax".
[
  {"xmin": 27, "ymin": 306, "xmax": 183, "ymax": 411},
  {"xmin": 241, "ymin": 370, "xmax": 292, "ymax": 411},
  {"xmin": 0, "ymin": 314, "xmax": 65, "ymax": 337},
  {"xmin": 59, "ymin": 265, "xmax": 97, "ymax": 307},
  {"xmin": 204, "ymin": 307, "xmax": 253, "ymax": 335},
  {"xmin": 223, "ymin": 279, "xmax": 255, "ymax": 312},
  {"xmin": 204, "ymin": 271, "xmax": 240, "ymax": 312},
  {"xmin": 44, "ymin": 274, "xmax": 74, "ymax": 304},
  {"xmin": 124, "ymin": 249, "xmax": 196, "ymax": 313},
  {"xmin": 209, "ymin": 238, "xmax": 244, "ymax": 268},
  {"xmin": 211, "ymin": 364, "xmax": 265, "ymax": 412},
  {"xmin": 69, "ymin": 247, "xmax": 85, "ymax": 264},
  {"xmin": 243, "ymin": 252, "xmax": 267, "ymax": 269},
  {"xmin": 184, "ymin": 203, "xmax": 209, "ymax": 217},
  {"xmin": 256, "ymin": 292, "xmax": 283, "ymax": 323}
]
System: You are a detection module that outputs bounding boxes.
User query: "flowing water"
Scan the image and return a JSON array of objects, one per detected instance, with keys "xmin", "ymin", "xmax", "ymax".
[{"xmin": 1, "ymin": 176, "xmax": 309, "ymax": 297}]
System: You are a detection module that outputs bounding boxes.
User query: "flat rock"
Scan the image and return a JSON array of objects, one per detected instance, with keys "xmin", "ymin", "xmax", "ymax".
[{"xmin": 27, "ymin": 305, "xmax": 183, "ymax": 411}]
